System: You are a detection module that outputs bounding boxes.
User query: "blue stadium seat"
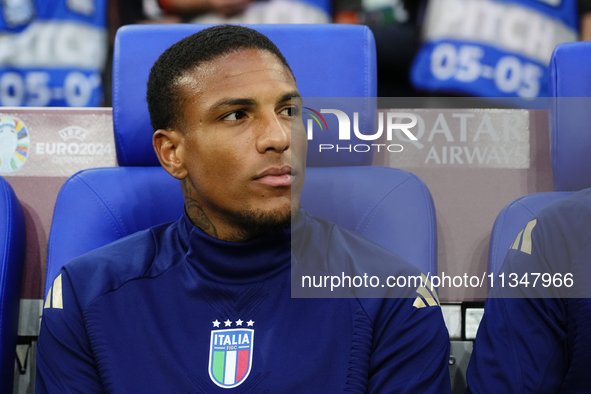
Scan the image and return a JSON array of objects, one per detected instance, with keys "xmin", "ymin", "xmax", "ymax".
[
  {"xmin": 0, "ymin": 176, "xmax": 26, "ymax": 394},
  {"xmin": 488, "ymin": 41, "xmax": 591, "ymax": 276},
  {"xmin": 46, "ymin": 24, "xmax": 437, "ymax": 294}
]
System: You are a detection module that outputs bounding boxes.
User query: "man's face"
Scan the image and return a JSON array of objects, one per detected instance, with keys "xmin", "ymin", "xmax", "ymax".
[{"xmin": 174, "ymin": 49, "xmax": 306, "ymax": 238}]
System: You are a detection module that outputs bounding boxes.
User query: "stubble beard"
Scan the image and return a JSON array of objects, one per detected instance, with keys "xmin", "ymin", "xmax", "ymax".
[
  {"xmin": 182, "ymin": 177, "xmax": 303, "ymax": 242},
  {"xmin": 226, "ymin": 199, "xmax": 301, "ymax": 241}
]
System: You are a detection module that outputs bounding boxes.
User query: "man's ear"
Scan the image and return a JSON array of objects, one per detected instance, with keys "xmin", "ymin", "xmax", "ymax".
[{"xmin": 153, "ymin": 129, "xmax": 188, "ymax": 180}]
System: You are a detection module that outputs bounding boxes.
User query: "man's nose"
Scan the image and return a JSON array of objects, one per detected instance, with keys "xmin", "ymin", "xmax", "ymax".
[{"xmin": 256, "ymin": 112, "xmax": 290, "ymax": 153}]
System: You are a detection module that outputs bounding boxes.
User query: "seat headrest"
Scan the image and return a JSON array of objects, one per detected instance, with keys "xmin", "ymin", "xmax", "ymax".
[
  {"xmin": 0, "ymin": 176, "xmax": 25, "ymax": 394},
  {"xmin": 549, "ymin": 42, "xmax": 591, "ymax": 191},
  {"xmin": 113, "ymin": 24, "xmax": 377, "ymax": 167}
]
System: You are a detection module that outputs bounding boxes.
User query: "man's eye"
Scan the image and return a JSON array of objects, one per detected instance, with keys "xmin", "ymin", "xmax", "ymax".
[
  {"xmin": 223, "ymin": 111, "xmax": 246, "ymax": 121},
  {"xmin": 280, "ymin": 107, "xmax": 299, "ymax": 117}
]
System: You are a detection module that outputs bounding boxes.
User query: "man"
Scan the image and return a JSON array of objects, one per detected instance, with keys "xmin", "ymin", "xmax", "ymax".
[
  {"xmin": 466, "ymin": 189, "xmax": 591, "ymax": 393},
  {"xmin": 36, "ymin": 25, "xmax": 451, "ymax": 392}
]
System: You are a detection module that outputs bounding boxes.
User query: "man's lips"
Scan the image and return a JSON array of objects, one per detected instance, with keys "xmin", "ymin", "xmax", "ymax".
[{"xmin": 254, "ymin": 166, "xmax": 293, "ymax": 187}]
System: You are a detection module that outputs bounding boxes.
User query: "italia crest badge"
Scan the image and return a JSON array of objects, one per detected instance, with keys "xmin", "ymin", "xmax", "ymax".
[{"xmin": 208, "ymin": 319, "xmax": 254, "ymax": 388}]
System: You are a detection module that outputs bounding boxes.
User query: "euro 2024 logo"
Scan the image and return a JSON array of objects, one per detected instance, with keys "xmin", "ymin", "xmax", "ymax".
[{"xmin": 0, "ymin": 116, "xmax": 30, "ymax": 174}]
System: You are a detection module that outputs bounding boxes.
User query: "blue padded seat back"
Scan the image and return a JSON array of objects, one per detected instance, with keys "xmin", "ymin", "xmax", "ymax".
[
  {"xmin": 301, "ymin": 167, "xmax": 437, "ymax": 275},
  {"xmin": 112, "ymin": 24, "xmax": 378, "ymax": 168},
  {"xmin": 46, "ymin": 166, "xmax": 437, "ymax": 290},
  {"xmin": 0, "ymin": 176, "xmax": 25, "ymax": 394},
  {"xmin": 549, "ymin": 42, "xmax": 591, "ymax": 192},
  {"xmin": 489, "ymin": 42, "xmax": 591, "ymax": 275},
  {"xmin": 46, "ymin": 168, "xmax": 184, "ymax": 290}
]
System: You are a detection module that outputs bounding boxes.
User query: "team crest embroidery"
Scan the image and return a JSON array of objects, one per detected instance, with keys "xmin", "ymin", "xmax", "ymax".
[{"xmin": 208, "ymin": 319, "xmax": 254, "ymax": 389}]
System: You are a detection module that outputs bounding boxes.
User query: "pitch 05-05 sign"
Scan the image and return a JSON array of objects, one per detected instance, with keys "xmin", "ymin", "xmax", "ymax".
[{"xmin": 411, "ymin": 0, "xmax": 577, "ymax": 98}]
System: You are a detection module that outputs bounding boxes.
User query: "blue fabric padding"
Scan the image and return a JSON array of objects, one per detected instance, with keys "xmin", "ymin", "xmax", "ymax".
[
  {"xmin": 301, "ymin": 166, "xmax": 437, "ymax": 276},
  {"xmin": 46, "ymin": 166, "xmax": 436, "ymax": 291},
  {"xmin": 46, "ymin": 167, "xmax": 184, "ymax": 291},
  {"xmin": 487, "ymin": 192, "xmax": 572, "ymax": 277},
  {"xmin": 549, "ymin": 42, "xmax": 591, "ymax": 192},
  {"xmin": 0, "ymin": 176, "xmax": 25, "ymax": 394},
  {"xmin": 488, "ymin": 42, "xmax": 591, "ymax": 280},
  {"xmin": 112, "ymin": 24, "xmax": 377, "ymax": 168}
]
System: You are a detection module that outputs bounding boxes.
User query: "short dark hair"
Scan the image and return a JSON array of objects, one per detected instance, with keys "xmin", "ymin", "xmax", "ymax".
[{"xmin": 147, "ymin": 25, "xmax": 293, "ymax": 132}]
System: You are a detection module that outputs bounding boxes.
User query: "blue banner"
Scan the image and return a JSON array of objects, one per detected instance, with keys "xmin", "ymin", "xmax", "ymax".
[
  {"xmin": 0, "ymin": 0, "xmax": 107, "ymax": 107},
  {"xmin": 411, "ymin": 0, "xmax": 578, "ymax": 98}
]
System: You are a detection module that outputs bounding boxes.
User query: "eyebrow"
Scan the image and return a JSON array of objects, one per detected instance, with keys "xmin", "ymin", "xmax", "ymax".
[
  {"xmin": 278, "ymin": 91, "xmax": 302, "ymax": 104},
  {"xmin": 210, "ymin": 91, "xmax": 302, "ymax": 112},
  {"xmin": 211, "ymin": 98, "xmax": 256, "ymax": 110}
]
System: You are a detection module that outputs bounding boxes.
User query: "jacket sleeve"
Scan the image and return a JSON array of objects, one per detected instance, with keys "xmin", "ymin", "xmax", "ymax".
[
  {"xmin": 366, "ymin": 294, "xmax": 452, "ymax": 393},
  {"xmin": 465, "ymin": 296, "xmax": 567, "ymax": 394},
  {"xmin": 466, "ymin": 217, "xmax": 569, "ymax": 394},
  {"xmin": 36, "ymin": 269, "xmax": 104, "ymax": 393}
]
